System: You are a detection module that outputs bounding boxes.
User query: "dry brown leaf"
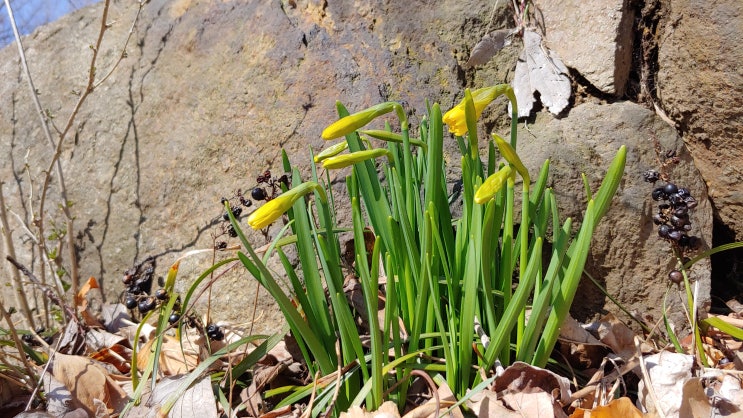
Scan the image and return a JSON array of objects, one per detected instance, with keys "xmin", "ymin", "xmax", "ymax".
[
  {"xmin": 258, "ymin": 404, "xmax": 294, "ymax": 418},
  {"xmin": 136, "ymin": 334, "xmax": 200, "ymax": 376},
  {"xmin": 678, "ymin": 378, "xmax": 712, "ymax": 418},
  {"xmin": 569, "ymin": 397, "xmax": 645, "ymax": 418},
  {"xmin": 75, "ymin": 277, "xmax": 104, "ymax": 328},
  {"xmin": 42, "ymin": 372, "xmax": 80, "ymax": 416},
  {"xmin": 126, "ymin": 375, "xmax": 218, "ymax": 418},
  {"xmin": 57, "ymin": 318, "xmax": 87, "ymax": 355},
  {"xmin": 341, "ymin": 401, "xmax": 400, "ymax": 418},
  {"xmin": 506, "ymin": 390, "xmax": 567, "ymax": 418},
  {"xmin": 465, "ymin": 362, "xmax": 572, "ymax": 417},
  {"xmin": 637, "ymin": 352, "xmax": 693, "ymax": 417},
  {"xmin": 50, "ymin": 352, "xmax": 129, "ymax": 416},
  {"xmin": 85, "ymin": 327, "xmax": 129, "ymax": 352},
  {"xmin": 494, "ymin": 361, "xmax": 572, "ymax": 407},
  {"xmin": 720, "ymin": 374, "xmax": 743, "ymax": 408},
  {"xmin": 402, "ymin": 379, "xmax": 462, "ymax": 418},
  {"xmin": 558, "ymin": 315, "xmax": 607, "ymax": 368},
  {"xmin": 597, "ymin": 313, "xmax": 652, "ymax": 360},
  {"xmin": 467, "ymin": 389, "xmax": 522, "ymax": 417},
  {"xmin": 101, "ymin": 303, "xmax": 134, "ymax": 333},
  {"xmin": 90, "ymin": 344, "xmax": 132, "ymax": 374}
]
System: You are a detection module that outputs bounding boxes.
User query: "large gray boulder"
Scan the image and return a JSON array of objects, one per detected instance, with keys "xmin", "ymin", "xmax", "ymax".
[{"xmin": 0, "ymin": 0, "xmax": 720, "ymax": 333}]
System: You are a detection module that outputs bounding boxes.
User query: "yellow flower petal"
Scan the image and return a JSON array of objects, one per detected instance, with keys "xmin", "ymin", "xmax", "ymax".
[
  {"xmin": 475, "ymin": 166, "xmax": 512, "ymax": 204},
  {"xmin": 247, "ymin": 182, "xmax": 319, "ymax": 229},
  {"xmin": 443, "ymin": 85, "xmax": 515, "ymax": 136}
]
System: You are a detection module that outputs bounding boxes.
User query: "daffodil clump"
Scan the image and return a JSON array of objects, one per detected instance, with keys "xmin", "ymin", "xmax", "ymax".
[{"xmin": 229, "ymin": 84, "xmax": 626, "ymax": 414}]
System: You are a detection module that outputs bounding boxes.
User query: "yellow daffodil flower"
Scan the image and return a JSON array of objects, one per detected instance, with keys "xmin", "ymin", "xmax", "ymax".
[
  {"xmin": 247, "ymin": 181, "xmax": 321, "ymax": 229},
  {"xmin": 322, "ymin": 102, "xmax": 398, "ymax": 140},
  {"xmin": 475, "ymin": 166, "xmax": 513, "ymax": 204},
  {"xmin": 322, "ymin": 149, "xmax": 392, "ymax": 169},
  {"xmin": 443, "ymin": 85, "xmax": 516, "ymax": 136},
  {"xmin": 492, "ymin": 133, "xmax": 530, "ymax": 184}
]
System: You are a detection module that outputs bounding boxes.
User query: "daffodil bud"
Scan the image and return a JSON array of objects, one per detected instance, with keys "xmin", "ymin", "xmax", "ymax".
[
  {"xmin": 322, "ymin": 102, "xmax": 399, "ymax": 140},
  {"xmin": 475, "ymin": 166, "xmax": 513, "ymax": 204},
  {"xmin": 322, "ymin": 149, "xmax": 392, "ymax": 169},
  {"xmin": 492, "ymin": 133, "xmax": 530, "ymax": 184},
  {"xmin": 247, "ymin": 181, "xmax": 321, "ymax": 229},
  {"xmin": 443, "ymin": 85, "xmax": 515, "ymax": 136},
  {"xmin": 314, "ymin": 140, "xmax": 349, "ymax": 163}
]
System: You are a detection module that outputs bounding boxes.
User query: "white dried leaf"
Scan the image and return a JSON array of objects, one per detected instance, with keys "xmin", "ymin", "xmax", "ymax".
[
  {"xmin": 510, "ymin": 30, "xmax": 571, "ymax": 118},
  {"xmin": 466, "ymin": 28, "xmax": 516, "ymax": 67}
]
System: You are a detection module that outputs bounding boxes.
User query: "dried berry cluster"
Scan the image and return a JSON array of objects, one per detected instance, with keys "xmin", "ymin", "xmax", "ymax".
[
  {"xmin": 121, "ymin": 257, "xmax": 155, "ymax": 311},
  {"xmin": 120, "ymin": 257, "xmax": 181, "ymax": 324},
  {"xmin": 644, "ymin": 166, "xmax": 701, "ymax": 287},
  {"xmin": 646, "ymin": 173, "xmax": 699, "ymax": 249},
  {"xmin": 216, "ymin": 170, "xmax": 290, "ymax": 246}
]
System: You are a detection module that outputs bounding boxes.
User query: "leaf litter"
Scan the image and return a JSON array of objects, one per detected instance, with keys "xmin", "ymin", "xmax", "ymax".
[{"xmin": 6, "ymin": 270, "xmax": 743, "ymax": 418}]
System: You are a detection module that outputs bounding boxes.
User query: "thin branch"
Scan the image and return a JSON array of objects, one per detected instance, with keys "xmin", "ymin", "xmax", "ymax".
[
  {"xmin": 3, "ymin": 0, "xmax": 67, "ymax": 306},
  {"xmin": 0, "ymin": 182, "xmax": 35, "ymax": 328},
  {"xmin": 6, "ymin": 256, "xmax": 77, "ymax": 324},
  {"xmin": 5, "ymin": 0, "xmax": 147, "ymax": 305}
]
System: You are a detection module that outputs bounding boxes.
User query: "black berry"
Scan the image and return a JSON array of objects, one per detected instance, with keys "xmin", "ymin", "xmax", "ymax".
[
  {"xmin": 668, "ymin": 270, "xmax": 683, "ymax": 285},
  {"xmin": 251, "ymin": 187, "xmax": 267, "ymax": 201},
  {"xmin": 138, "ymin": 297, "xmax": 157, "ymax": 313},
  {"xmin": 125, "ymin": 296, "xmax": 138, "ymax": 309},
  {"xmin": 663, "ymin": 183, "xmax": 678, "ymax": 195},
  {"xmin": 652, "ymin": 187, "xmax": 666, "ymax": 201},
  {"xmin": 667, "ymin": 230, "xmax": 683, "ymax": 241},
  {"xmin": 155, "ymin": 288, "xmax": 169, "ymax": 301},
  {"xmin": 206, "ymin": 324, "xmax": 224, "ymax": 341},
  {"xmin": 658, "ymin": 224, "xmax": 671, "ymax": 238}
]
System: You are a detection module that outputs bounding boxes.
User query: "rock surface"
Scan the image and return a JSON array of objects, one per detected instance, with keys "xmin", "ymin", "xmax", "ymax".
[
  {"xmin": 510, "ymin": 101, "xmax": 712, "ymax": 324},
  {"xmin": 0, "ymin": 0, "xmax": 726, "ymax": 333},
  {"xmin": 656, "ymin": 0, "xmax": 743, "ymax": 241},
  {"xmin": 535, "ymin": 0, "xmax": 635, "ymax": 95}
]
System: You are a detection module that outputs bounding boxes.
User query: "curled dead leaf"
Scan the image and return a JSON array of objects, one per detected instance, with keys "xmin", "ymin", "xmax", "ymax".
[{"xmin": 50, "ymin": 352, "xmax": 129, "ymax": 416}]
